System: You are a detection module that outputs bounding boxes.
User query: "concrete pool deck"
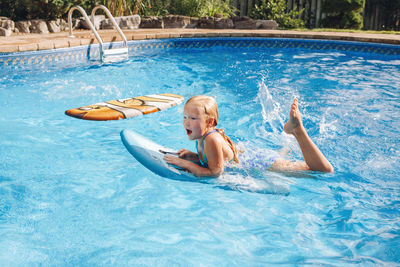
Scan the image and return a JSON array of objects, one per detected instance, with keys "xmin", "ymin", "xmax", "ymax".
[{"xmin": 1, "ymin": 28, "xmax": 400, "ymax": 53}]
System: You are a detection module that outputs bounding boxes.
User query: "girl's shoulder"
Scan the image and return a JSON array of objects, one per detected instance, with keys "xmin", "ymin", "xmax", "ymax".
[{"xmin": 205, "ymin": 130, "xmax": 229, "ymax": 147}]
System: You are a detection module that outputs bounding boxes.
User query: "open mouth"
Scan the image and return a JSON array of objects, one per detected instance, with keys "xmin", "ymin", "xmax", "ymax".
[{"xmin": 186, "ymin": 129, "xmax": 192, "ymax": 135}]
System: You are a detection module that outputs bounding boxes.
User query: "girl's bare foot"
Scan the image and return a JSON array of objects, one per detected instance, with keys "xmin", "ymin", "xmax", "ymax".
[
  {"xmin": 281, "ymin": 98, "xmax": 334, "ymax": 173},
  {"xmin": 284, "ymin": 98, "xmax": 302, "ymax": 135}
]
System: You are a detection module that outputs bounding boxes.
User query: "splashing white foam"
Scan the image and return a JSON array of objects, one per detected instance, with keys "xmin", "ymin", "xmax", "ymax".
[
  {"xmin": 257, "ymin": 78, "xmax": 285, "ymax": 137},
  {"xmin": 255, "ymin": 77, "xmax": 299, "ymax": 157},
  {"xmin": 216, "ymin": 171, "xmax": 292, "ymax": 195}
]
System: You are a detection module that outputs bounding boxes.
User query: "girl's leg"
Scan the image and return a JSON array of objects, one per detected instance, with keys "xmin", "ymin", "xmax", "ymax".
[{"xmin": 272, "ymin": 99, "xmax": 334, "ymax": 173}]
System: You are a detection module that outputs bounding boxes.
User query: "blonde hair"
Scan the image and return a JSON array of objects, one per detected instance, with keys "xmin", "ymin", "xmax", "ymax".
[{"xmin": 186, "ymin": 96, "xmax": 239, "ymax": 163}]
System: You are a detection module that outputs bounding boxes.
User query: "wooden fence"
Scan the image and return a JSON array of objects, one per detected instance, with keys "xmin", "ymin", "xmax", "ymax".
[
  {"xmin": 364, "ymin": 1, "xmax": 400, "ymax": 30},
  {"xmin": 233, "ymin": 0, "xmax": 400, "ymax": 30}
]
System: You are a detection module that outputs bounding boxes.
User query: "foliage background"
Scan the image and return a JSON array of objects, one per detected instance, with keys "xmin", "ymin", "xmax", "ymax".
[
  {"xmin": 0, "ymin": 0, "xmax": 235, "ymax": 20},
  {"xmin": 0, "ymin": 0, "xmax": 399, "ymax": 30},
  {"xmin": 250, "ymin": 0, "xmax": 304, "ymax": 29},
  {"xmin": 321, "ymin": 0, "xmax": 364, "ymax": 29}
]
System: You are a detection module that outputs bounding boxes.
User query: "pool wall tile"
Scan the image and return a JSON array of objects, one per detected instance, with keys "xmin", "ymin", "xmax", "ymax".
[{"xmin": 1, "ymin": 37, "xmax": 400, "ymax": 73}]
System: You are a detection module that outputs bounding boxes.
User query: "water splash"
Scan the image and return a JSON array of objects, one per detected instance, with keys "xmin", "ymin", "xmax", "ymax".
[
  {"xmin": 215, "ymin": 171, "xmax": 292, "ymax": 195},
  {"xmin": 257, "ymin": 77, "xmax": 285, "ymax": 136},
  {"xmin": 255, "ymin": 77, "xmax": 300, "ymax": 160}
]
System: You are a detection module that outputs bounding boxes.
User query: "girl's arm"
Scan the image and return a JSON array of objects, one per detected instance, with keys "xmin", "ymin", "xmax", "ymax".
[
  {"xmin": 163, "ymin": 156, "xmax": 220, "ymax": 177},
  {"xmin": 164, "ymin": 137, "xmax": 225, "ymax": 177}
]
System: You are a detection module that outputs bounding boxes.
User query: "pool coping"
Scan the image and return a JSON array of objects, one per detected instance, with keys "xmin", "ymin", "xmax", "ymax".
[{"xmin": 1, "ymin": 28, "xmax": 400, "ymax": 53}]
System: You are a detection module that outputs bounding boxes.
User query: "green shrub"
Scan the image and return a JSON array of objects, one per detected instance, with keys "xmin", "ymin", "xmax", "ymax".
[
  {"xmin": 140, "ymin": 0, "xmax": 235, "ymax": 18},
  {"xmin": 102, "ymin": 0, "xmax": 140, "ymax": 16},
  {"xmin": 250, "ymin": 0, "xmax": 305, "ymax": 29},
  {"xmin": 198, "ymin": 0, "xmax": 236, "ymax": 18},
  {"xmin": 0, "ymin": 0, "xmax": 97, "ymax": 21},
  {"xmin": 138, "ymin": 0, "xmax": 169, "ymax": 16},
  {"xmin": 0, "ymin": 0, "xmax": 235, "ymax": 20},
  {"xmin": 168, "ymin": 0, "xmax": 202, "ymax": 17},
  {"xmin": 321, "ymin": 0, "xmax": 364, "ymax": 29}
]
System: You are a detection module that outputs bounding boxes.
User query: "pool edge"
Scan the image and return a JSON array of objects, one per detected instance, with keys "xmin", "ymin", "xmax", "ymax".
[{"xmin": 1, "ymin": 28, "xmax": 400, "ymax": 54}]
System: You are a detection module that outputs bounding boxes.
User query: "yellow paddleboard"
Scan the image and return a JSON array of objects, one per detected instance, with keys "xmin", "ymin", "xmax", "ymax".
[{"xmin": 65, "ymin": 93, "xmax": 184, "ymax": 121}]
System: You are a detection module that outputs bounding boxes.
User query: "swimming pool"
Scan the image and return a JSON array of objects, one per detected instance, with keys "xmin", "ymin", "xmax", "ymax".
[{"xmin": 1, "ymin": 38, "xmax": 399, "ymax": 265}]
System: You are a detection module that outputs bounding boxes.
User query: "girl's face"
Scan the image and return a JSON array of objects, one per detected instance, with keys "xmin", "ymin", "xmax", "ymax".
[{"xmin": 183, "ymin": 102, "xmax": 210, "ymax": 140}]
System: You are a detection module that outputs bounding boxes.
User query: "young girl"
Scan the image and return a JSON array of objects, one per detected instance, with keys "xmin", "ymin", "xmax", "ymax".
[{"xmin": 163, "ymin": 96, "xmax": 333, "ymax": 177}]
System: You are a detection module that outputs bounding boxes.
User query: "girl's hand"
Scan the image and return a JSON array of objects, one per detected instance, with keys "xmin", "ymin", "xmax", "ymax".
[
  {"xmin": 177, "ymin": 149, "xmax": 199, "ymax": 162},
  {"xmin": 164, "ymin": 151, "xmax": 221, "ymax": 178},
  {"xmin": 163, "ymin": 154, "xmax": 187, "ymax": 168}
]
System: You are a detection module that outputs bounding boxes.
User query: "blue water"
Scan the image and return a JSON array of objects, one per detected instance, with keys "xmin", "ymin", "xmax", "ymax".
[{"xmin": 1, "ymin": 39, "xmax": 400, "ymax": 265}]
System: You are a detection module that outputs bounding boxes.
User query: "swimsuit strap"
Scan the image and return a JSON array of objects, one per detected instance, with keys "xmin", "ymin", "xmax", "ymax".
[{"xmin": 196, "ymin": 129, "xmax": 217, "ymax": 167}]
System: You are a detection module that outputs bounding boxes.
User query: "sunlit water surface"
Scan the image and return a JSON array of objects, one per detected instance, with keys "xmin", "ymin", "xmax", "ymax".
[{"xmin": 1, "ymin": 39, "xmax": 399, "ymax": 265}]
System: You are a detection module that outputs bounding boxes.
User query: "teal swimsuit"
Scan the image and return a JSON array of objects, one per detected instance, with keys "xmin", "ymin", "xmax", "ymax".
[
  {"xmin": 195, "ymin": 129, "xmax": 217, "ymax": 168},
  {"xmin": 195, "ymin": 130, "xmax": 279, "ymax": 171}
]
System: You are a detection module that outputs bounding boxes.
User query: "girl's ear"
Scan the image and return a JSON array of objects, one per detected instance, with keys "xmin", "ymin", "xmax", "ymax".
[{"xmin": 206, "ymin": 117, "xmax": 216, "ymax": 127}]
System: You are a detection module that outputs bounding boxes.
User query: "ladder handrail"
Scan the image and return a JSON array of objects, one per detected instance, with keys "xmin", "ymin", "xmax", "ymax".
[
  {"xmin": 68, "ymin": 5, "xmax": 130, "ymax": 62},
  {"xmin": 68, "ymin": 6, "xmax": 104, "ymax": 50},
  {"xmin": 91, "ymin": 5, "xmax": 128, "ymax": 48}
]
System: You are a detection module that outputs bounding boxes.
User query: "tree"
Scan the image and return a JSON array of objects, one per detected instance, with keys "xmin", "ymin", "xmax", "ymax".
[{"xmin": 321, "ymin": 0, "xmax": 365, "ymax": 29}]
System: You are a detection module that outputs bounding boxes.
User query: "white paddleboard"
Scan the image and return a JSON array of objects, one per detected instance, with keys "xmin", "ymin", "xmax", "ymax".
[
  {"xmin": 120, "ymin": 129, "xmax": 291, "ymax": 194},
  {"xmin": 120, "ymin": 129, "xmax": 196, "ymax": 181}
]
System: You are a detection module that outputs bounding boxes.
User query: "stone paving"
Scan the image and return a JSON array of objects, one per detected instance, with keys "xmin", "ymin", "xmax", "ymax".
[{"xmin": 0, "ymin": 28, "xmax": 399, "ymax": 53}]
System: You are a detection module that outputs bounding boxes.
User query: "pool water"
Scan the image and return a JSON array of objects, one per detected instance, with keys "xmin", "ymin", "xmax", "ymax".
[{"xmin": 1, "ymin": 38, "xmax": 399, "ymax": 265}]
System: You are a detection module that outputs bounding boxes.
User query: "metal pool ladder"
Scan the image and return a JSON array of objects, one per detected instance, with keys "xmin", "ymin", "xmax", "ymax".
[{"xmin": 68, "ymin": 5, "xmax": 132, "ymax": 62}]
